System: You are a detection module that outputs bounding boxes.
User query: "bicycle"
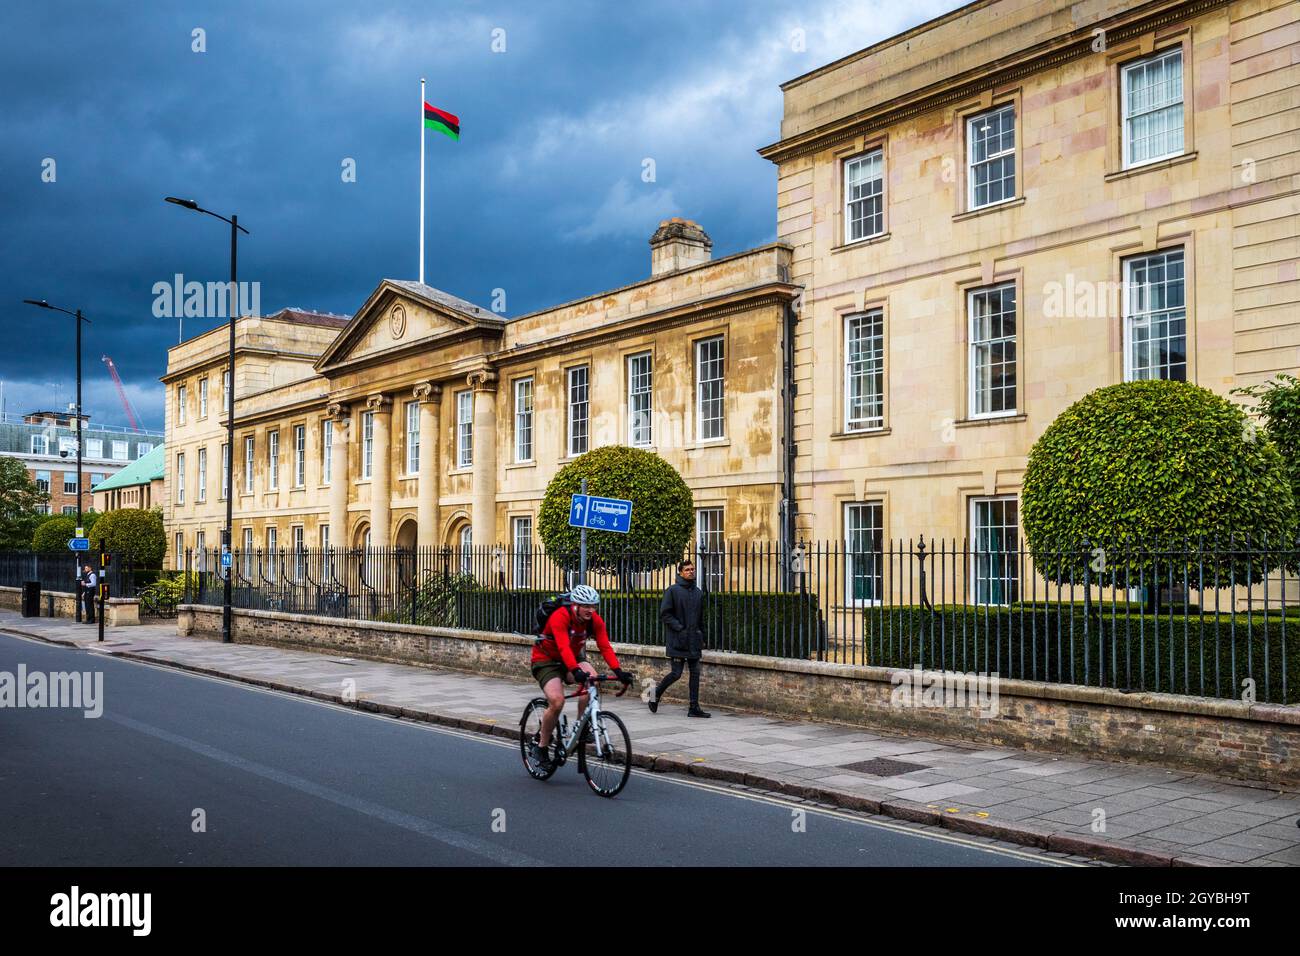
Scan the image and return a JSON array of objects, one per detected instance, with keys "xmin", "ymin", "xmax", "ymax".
[{"xmin": 519, "ymin": 674, "xmax": 632, "ymax": 798}]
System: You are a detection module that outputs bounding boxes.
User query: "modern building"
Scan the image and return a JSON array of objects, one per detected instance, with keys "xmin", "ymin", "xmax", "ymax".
[
  {"xmin": 162, "ymin": 230, "xmax": 797, "ymax": 567},
  {"xmin": 91, "ymin": 443, "xmax": 165, "ymax": 512},
  {"xmin": 760, "ymin": 0, "xmax": 1298, "ymax": 560},
  {"xmin": 0, "ymin": 409, "xmax": 163, "ymax": 516}
]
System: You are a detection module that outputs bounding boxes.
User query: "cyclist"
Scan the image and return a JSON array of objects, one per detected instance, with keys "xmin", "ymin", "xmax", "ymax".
[{"xmin": 529, "ymin": 584, "xmax": 633, "ymax": 769}]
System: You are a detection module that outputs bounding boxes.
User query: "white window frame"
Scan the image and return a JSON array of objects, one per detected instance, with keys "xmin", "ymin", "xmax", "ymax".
[
  {"xmin": 322, "ymin": 420, "xmax": 333, "ymax": 485},
  {"xmin": 458, "ymin": 525, "xmax": 473, "ymax": 575},
  {"xmin": 30, "ymin": 434, "xmax": 48, "ymax": 455},
  {"xmin": 512, "ymin": 516, "xmax": 533, "ymax": 588},
  {"xmin": 197, "ymin": 447, "xmax": 207, "ymax": 502},
  {"xmin": 1121, "ymin": 47, "xmax": 1185, "ymax": 169},
  {"xmin": 220, "ymin": 443, "xmax": 229, "ymax": 500},
  {"xmin": 175, "ymin": 533, "xmax": 184, "ymax": 571},
  {"xmin": 35, "ymin": 470, "xmax": 50, "ymax": 494},
  {"xmin": 199, "ymin": 378, "xmax": 208, "ymax": 418},
  {"xmin": 111, "ymin": 440, "xmax": 128, "ymax": 461},
  {"xmin": 567, "ymin": 366, "xmax": 589, "ymax": 457},
  {"xmin": 63, "ymin": 472, "xmax": 77, "ymax": 494},
  {"xmin": 244, "ymin": 435, "xmax": 255, "ymax": 493},
  {"xmin": 1122, "ymin": 248, "xmax": 1187, "ymax": 382},
  {"xmin": 242, "ymin": 527, "xmax": 254, "ymax": 576},
  {"xmin": 177, "ymin": 385, "xmax": 187, "ymax": 425},
  {"xmin": 695, "ymin": 337, "xmax": 725, "ymax": 442},
  {"xmin": 268, "ymin": 430, "xmax": 280, "ymax": 490},
  {"xmin": 695, "ymin": 508, "xmax": 725, "ymax": 591},
  {"xmin": 967, "ymin": 283, "xmax": 1018, "ymax": 420},
  {"xmin": 294, "ymin": 424, "xmax": 306, "ymax": 487},
  {"xmin": 135, "ymin": 441, "xmax": 151, "ymax": 458},
  {"xmin": 266, "ymin": 527, "xmax": 278, "ymax": 578},
  {"xmin": 844, "ymin": 501, "xmax": 884, "ymax": 607},
  {"xmin": 405, "ymin": 401, "xmax": 420, "ymax": 475},
  {"xmin": 843, "ymin": 149, "xmax": 884, "ymax": 243},
  {"xmin": 195, "ymin": 531, "xmax": 206, "ymax": 571},
  {"xmin": 222, "ymin": 370, "xmax": 230, "ymax": 413},
  {"xmin": 970, "ymin": 496, "xmax": 1020, "ymax": 607},
  {"xmin": 292, "ymin": 525, "xmax": 306, "ymax": 581},
  {"xmin": 844, "ymin": 310, "xmax": 885, "ymax": 432},
  {"xmin": 175, "ymin": 453, "xmax": 185, "ymax": 504},
  {"xmin": 514, "ymin": 378, "xmax": 534, "ymax": 463},
  {"xmin": 456, "ymin": 391, "xmax": 473, "ymax": 469},
  {"xmin": 86, "ymin": 438, "xmax": 103, "ymax": 458},
  {"xmin": 967, "ymin": 104, "xmax": 1016, "ymax": 210},
  {"xmin": 627, "ymin": 352, "xmax": 653, "ymax": 447},
  {"xmin": 361, "ymin": 412, "xmax": 374, "ymax": 479}
]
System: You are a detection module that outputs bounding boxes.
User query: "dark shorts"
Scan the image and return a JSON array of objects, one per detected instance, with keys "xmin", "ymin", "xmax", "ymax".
[{"xmin": 531, "ymin": 655, "xmax": 586, "ymax": 691}]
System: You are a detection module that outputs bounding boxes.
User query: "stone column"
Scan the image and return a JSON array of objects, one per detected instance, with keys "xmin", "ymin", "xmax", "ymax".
[
  {"xmin": 327, "ymin": 402, "xmax": 350, "ymax": 547},
  {"xmin": 468, "ymin": 370, "xmax": 498, "ymax": 549},
  {"xmin": 367, "ymin": 393, "xmax": 393, "ymax": 548},
  {"xmin": 413, "ymin": 382, "xmax": 442, "ymax": 550}
]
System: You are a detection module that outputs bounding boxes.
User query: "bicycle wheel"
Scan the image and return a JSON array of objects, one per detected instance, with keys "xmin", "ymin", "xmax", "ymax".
[
  {"xmin": 519, "ymin": 699, "xmax": 558, "ymax": 781},
  {"xmin": 580, "ymin": 711, "xmax": 631, "ymax": 798}
]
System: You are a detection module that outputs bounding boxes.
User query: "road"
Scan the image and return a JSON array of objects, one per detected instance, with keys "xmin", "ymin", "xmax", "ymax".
[{"xmin": 0, "ymin": 631, "xmax": 1068, "ymax": 866}]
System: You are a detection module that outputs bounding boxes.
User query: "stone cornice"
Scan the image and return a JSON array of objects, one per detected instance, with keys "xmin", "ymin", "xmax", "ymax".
[
  {"xmin": 758, "ymin": 0, "xmax": 1232, "ymax": 166},
  {"xmin": 494, "ymin": 282, "xmax": 799, "ymax": 366}
]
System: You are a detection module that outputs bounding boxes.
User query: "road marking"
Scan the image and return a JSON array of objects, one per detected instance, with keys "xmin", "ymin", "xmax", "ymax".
[{"xmin": 0, "ymin": 630, "xmax": 1085, "ymax": 866}]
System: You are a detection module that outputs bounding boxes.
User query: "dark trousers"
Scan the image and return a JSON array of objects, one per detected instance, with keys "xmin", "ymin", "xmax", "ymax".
[
  {"xmin": 82, "ymin": 588, "xmax": 96, "ymax": 623},
  {"xmin": 655, "ymin": 657, "xmax": 700, "ymax": 707}
]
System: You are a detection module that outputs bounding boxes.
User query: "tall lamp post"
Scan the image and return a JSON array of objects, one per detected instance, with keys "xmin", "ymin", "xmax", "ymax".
[
  {"xmin": 165, "ymin": 197, "xmax": 248, "ymax": 644},
  {"xmin": 23, "ymin": 299, "xmax": 90, "ymax": 621}
]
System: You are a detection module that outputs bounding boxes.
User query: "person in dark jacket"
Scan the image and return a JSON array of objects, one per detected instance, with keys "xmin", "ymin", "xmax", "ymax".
[{"xmin": 650, "ymin": 560, "xmax": 710, "ymax": 717}]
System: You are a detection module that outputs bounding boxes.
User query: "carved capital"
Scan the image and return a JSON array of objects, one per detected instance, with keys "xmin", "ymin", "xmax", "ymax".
[
  {"xmin": 412, "ymin": 382, "xmax": 443, "ymax": 404},
  {"xmin": 467, "ymin": 369, "xmax": 498, "ymax": 393},
  {"xmin": 365, "ymin": 393, "xmax": 392, "ymax": 413},
  {"xmin": 326, "ymin": 401, "xmax": 350, "ymax": 422}
]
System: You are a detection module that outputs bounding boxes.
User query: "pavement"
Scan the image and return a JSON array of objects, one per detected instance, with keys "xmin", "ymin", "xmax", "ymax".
[{"xmin": 5, "ymin": 609, "xmax": 1300, "ymax": 866}]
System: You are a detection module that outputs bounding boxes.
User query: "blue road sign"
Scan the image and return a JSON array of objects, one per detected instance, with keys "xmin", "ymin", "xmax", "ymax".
[
  {"xmin": 68, "ymin": 537, "xmax": 90, "ymax": 552},
  {"xmin": 583, "ymin": 496, "xmax": 633, "ymax": 533},
  {"xmin": 568, "ymin": 494, "xmax": 590, "ymax": 529},
  {"xmin": 568, "ymin": 494, "xmax": 633, "ymax": 533}
]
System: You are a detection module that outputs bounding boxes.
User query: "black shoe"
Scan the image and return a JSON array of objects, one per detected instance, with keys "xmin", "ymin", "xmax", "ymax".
[
  {"xmin": 647, "ymin": 695, "xmax": 658, "ymax": 714},
  {"xmin": 688, "ymin": 707, "xmax": 712, "ymax": 718},
  {"xmin": 529, "ymin": 741, "xmax": 553, "ymax": 770}
]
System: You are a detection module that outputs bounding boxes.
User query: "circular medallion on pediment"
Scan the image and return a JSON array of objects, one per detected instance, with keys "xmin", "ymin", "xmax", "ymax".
[{"xmin": 390, "ymin": 304, "xmax": 407, "ymax": 339}]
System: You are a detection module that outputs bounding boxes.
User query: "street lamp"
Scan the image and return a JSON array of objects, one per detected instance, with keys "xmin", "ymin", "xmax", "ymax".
[
  {"xmin": 23, "ymin": 299, "xmax": 91, "ymax": 621},
  {"xmin": 165, "ymin": 197, "xmax": 249, "ymax": 644}
]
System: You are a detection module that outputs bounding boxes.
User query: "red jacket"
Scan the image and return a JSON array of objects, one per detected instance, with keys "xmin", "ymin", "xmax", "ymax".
[{"xmin": 531, "ymin": 605, "xmax": 621, "ymax": 672}]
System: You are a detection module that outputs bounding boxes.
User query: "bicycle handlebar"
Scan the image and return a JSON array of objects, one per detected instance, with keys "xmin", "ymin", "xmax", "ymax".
[{"xmin": 566, "ymin": 674, "xmax": 632, "ymax": 698}]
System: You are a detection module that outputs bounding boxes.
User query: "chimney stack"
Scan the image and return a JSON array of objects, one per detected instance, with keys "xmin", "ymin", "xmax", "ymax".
[{"xmin": 649, "ymin": 218, "xmax": 712, "ymax": 277}]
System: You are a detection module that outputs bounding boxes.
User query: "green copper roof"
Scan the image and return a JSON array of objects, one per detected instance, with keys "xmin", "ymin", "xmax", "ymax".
[{"xmin": 91, "ymin": 443, "xmax": 164, "ymax": 492}]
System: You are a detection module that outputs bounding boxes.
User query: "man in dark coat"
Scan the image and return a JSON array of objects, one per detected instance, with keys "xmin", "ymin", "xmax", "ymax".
[{"xmin": 649, "ymin": 559, "xmax": 710, "ymax": 717}]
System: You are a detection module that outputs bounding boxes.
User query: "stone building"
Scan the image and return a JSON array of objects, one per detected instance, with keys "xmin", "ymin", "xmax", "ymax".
[
  {"xmin": 760, "ymin": 0, "xmax": 1298, "ymax": 566},
  {"xmin": 90, "ymin": 444, "xmax": 165, "ymax": 512},
  {"xmin": 162, "ymin": 227, "xmax": 797, "ymax": 565}
]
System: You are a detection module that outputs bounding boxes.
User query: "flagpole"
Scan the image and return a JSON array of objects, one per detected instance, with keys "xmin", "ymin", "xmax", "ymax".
[{"xmin": 419, "ymin": 77, "xmax": 426, "ymax": 285}]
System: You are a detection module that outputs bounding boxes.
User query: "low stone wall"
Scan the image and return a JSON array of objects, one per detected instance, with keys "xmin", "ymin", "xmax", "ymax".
[
  {"xmin": 1, "ymin": 585, "xmax": 139, "ymax": 626},
  {"xmin": 177, "ymin": 604, "xmax": 1300, "ymax": 788}
]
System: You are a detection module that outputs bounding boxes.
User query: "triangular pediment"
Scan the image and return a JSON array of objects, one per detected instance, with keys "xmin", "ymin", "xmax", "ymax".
[{"xmin": 316, "ymin": 279, "xmax": 503, "ymax": 371}]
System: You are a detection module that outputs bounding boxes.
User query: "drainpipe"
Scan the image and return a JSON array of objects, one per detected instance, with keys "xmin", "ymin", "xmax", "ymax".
[{"xmin": 780, "ymin": 293, "xmax": 799, "ymax": 581}]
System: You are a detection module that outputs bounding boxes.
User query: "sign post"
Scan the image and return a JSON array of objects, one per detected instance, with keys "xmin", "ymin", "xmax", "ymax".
[{"xmin": 567, "ymin": 484, "xmax": 635, "ymax": 588}]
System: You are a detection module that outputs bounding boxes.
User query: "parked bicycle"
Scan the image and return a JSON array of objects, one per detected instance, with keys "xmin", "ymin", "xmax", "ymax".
[{"xmin": 519, "ymin": 674, "xmax": 632, "ymax": 797}]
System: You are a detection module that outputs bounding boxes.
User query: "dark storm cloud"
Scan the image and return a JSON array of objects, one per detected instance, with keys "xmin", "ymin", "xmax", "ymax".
[{"xmin": 0, "ymin": 0, "xmax": 952, "ymax": 428}]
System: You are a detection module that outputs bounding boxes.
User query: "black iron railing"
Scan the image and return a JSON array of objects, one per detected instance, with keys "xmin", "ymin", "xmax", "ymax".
[{"xmin": 174, "ymin": 537, "xmax": 1300, "ymax": 703}]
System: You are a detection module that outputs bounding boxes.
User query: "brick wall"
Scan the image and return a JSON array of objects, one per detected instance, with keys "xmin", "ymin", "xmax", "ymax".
[{"xmin": 178, "ymin": 604, "xmax": 1300, "ymax": 787}]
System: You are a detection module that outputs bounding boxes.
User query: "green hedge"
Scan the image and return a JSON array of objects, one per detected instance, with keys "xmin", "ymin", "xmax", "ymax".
[
  {"xmin": 454, "ymin": 589, "xmax": 826, "ymax": 660},
  {"xmin": 867, "ymin": 604, "xmax": 1300, "ymax": 703}
]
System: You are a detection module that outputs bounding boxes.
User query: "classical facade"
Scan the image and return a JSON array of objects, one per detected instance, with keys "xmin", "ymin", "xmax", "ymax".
[
  {"xmin": 90, "ymin": 444, "xmax": 164, "ymax": 512},
  {"xmin": 163, "ymin": 0, "xmax": 1298, "ymax": 570},
  {"xmin": 761, "ymin": 0, "xmax": 1298, "ymax": 550},
  {"xmin": 162, "ymin": 225, "xmax": 797, "ymax": 565}
]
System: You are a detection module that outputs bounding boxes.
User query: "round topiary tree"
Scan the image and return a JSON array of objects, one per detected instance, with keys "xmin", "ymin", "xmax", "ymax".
[
  {"xmin": 1023, "ymin": 380, "xmax": 1297, "ymax": 586},
  {"xmin": 88, "ymin": 508, "xmax": 166, "ymax": 568},
  {"xmin": 31, "ymin": 515, "xmax": 77, "ymax": 552},
  {"xmin": 537, "ymin": 445, "xmax": 693, "ymax": 572}
]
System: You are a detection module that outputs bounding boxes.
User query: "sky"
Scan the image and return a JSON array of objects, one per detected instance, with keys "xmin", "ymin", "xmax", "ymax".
[{"xmin": 0, "ymin": 0, "xmax": 957, "ymax": 430}]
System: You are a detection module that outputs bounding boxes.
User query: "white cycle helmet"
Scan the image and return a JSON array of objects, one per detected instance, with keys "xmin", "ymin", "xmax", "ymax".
[{"xmin": 569, "ymin": 584, "xmax": 600, "ymax": 607}]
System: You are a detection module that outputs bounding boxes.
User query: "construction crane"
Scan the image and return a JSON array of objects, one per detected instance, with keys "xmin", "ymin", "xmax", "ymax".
[{"xmin": 101, "ymin": 355, "xmax": 144, "ymax": 431}]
